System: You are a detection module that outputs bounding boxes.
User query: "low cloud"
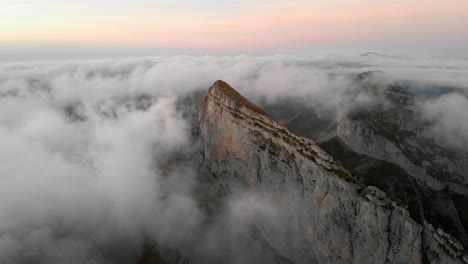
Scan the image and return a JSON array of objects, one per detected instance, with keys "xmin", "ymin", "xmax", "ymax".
[
  {"xmin": 0, "ymin": 54, "xmax": 468, "ymax": 263},
  {"xmin": 421, "ymin": 92, "xmax": 468, "ymax": 149}
]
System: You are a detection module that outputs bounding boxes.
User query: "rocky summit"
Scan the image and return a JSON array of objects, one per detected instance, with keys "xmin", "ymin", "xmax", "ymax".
[{"xmin": 194, "ymin": 80, "xmax": 467, "ymax": 264}]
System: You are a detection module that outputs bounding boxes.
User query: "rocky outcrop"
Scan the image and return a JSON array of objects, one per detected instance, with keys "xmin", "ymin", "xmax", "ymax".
[{"xmin": 199, "ymin": 80, "xmax": 467, "ymax": 263}]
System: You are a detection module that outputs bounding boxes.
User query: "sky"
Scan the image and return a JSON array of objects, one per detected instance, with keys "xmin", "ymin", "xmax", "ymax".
[{"xmin": 1, "ymin": 0, "xmax": 468, "ymax": 58}]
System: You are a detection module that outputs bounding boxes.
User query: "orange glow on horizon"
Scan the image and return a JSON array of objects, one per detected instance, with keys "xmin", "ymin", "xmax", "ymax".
[{"xmin": 1, "ymin": 0, "xmax": 467, "ymax": 49}]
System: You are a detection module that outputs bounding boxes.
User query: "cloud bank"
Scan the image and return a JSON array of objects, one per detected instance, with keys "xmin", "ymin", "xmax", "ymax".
[{"xmin": 0, "ymin": 54, "xmax": 468, "ymax": 263}]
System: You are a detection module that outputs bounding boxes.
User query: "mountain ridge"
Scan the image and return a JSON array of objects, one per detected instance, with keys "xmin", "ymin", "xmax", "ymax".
[
  {"xmin": 196, "ymin": 80, "xmax": 467, "ymax": 263},
  {"xmin": 261, "ymin": 71, "xmax": 468, "ymax": 248}
]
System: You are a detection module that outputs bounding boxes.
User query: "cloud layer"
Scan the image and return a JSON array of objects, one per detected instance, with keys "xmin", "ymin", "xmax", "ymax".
[{"xmin": 0, "ymin": 54, "xmax": 468, "ymax": 263}]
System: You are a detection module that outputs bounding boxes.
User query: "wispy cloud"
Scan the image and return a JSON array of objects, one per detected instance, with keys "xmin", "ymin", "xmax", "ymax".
[{"xmin": 1, "ymin": 54, "xmax": 468, "ymax": 262}]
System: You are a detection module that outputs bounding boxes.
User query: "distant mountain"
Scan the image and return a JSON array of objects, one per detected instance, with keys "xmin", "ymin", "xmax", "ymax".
[{"xmin": 360, "ymin": 52, "xmax": 408, "ymax": 59}]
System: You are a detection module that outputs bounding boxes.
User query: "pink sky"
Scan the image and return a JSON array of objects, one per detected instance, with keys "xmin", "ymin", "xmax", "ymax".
[{"xmin": 1, "ymin": 0, "xmax": 467, "ymax": 50}]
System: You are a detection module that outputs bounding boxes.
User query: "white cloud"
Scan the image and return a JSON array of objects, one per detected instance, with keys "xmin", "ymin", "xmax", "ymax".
[
  {"xmin": 422, "ymin": 92, "xmax": 468, "ymax": 149},
  {"xmin": 0, "ymin": 54, "xmax": 468, "ymax": 262}
]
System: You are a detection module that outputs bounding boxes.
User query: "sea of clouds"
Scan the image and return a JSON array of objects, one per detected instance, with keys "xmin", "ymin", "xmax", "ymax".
[{"xmin": 0, "ymin": 54, "xmax": 467, "ymax": 263}]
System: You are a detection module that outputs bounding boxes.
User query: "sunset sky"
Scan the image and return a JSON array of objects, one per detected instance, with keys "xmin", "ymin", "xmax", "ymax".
[{"xmin": 1, "ymin": 0, "xmax": 468, "ymax": 57}]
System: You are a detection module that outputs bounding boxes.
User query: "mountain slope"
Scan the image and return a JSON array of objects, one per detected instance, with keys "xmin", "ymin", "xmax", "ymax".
[
  {"xmin": 337, "ymin": 71, "xmax": 468, "ymax": 195},
  {"xmin": 328, "ymin": 71, "xmax": 468, "ymax": 245},
  {"xmin": 262, "ymin": 71, "xmax": 468, "ymax": 248},
  {"xmin": 198, "ymin": 80, "xmax": 467, "ymax": 264}
]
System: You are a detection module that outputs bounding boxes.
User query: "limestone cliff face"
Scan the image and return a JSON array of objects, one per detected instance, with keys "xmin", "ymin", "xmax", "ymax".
[{"xmin": 199, "ymin": 80, "xmax": 467, "ymax": 264}]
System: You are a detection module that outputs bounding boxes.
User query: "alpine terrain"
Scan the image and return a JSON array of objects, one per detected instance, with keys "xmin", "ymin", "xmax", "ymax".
[{"xmin": 142, "ymin": 79, "xmax": 468, "ymax": 263}]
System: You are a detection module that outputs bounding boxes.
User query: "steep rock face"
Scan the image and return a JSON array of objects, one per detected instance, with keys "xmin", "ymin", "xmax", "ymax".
[
  {"xmin": 334, "ymin": 71, "xmax": 468, "ymax": 246},
  {"xmin": 337, "ymin": 71, "xmax": 468, "ymax": 195},
  {"xmin": 199, "ymin": 80, "xmax": 467, "ymax": 264},
  {"xmin": 317, "ymin": 135, "xmax": 468, "ymax": 247}
]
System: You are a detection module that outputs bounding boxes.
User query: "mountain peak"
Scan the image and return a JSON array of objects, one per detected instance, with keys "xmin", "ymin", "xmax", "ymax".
[
  {"xmin": 200, "ymin": 80, "xmax": 349, "ymax": 183},
  {"xmin": 198, "ymin": 80, "xmax": 466, "ymax": 263},
  {"xmin": 209, "ymin": 80, "xmax": 269, "ymax": 116}
]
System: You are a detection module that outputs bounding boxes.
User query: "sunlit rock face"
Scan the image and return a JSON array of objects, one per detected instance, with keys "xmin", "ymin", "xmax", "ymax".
[{"xmin": 197, "ymin": 80, "xmax": 467, "ymax": 264}]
